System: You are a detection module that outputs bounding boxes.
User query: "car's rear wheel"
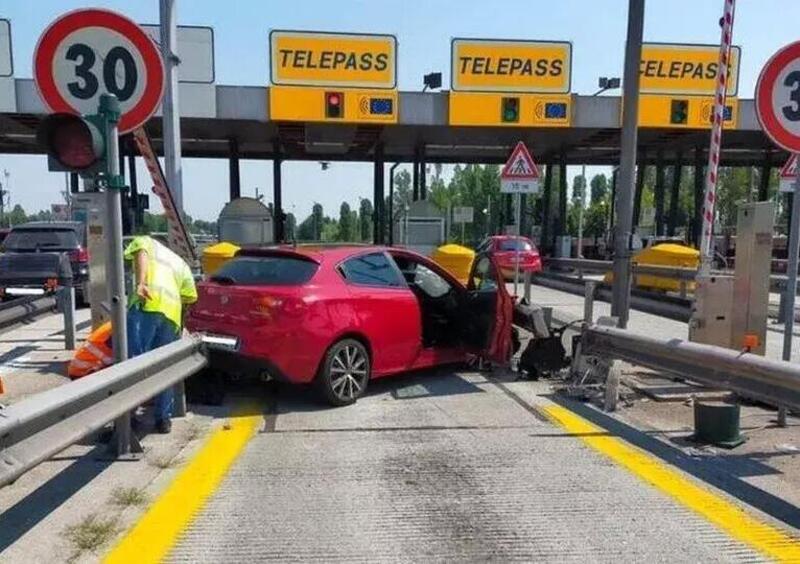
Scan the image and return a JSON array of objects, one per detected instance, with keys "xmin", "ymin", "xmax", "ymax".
[{"xmin": 317, "ymin": 339, "xmax": 370, "ymax": 406}]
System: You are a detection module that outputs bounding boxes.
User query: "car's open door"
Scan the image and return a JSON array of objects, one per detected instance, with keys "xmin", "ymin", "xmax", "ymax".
[{"xmin": 462, "ymin": 253, "xmax": 513, "ymax": 364}]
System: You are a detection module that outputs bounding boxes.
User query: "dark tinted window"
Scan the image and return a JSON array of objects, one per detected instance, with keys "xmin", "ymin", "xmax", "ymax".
[
  {"xmin": 4, "ymin": 228, "xmax": 79, "ymax": 250},
  {"xmin": 498, "ymin": 238, "xmax": 533, "ymax": 252},
  {"xmin": 211, "ymin": 255, "xmax": 318, "ymax": 286},
  {"xmin": 340, "ymin": 252, "xmax": 403, "ymax": 287}
]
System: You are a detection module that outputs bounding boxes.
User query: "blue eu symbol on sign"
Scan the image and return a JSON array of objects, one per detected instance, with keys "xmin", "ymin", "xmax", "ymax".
[
  {"xmin": 545, "ymin": 102, "xmax": 567, "ymax": 119},
  {"xmin": 369, "ymin": 98, "xmax": 393, "ymax": 115}
]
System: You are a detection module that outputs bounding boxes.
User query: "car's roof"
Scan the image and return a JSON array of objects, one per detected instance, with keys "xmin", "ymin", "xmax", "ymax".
[
  {"xmin": 12, "ymin": 221, "xmax": 83, "ymax": 231},
  {"xmin": 237, "ymin": 244, "xmax": 424, "ymax": 264},
  {"xmin": 488, "ymin": 234, "xmax": 530, "ymax": 241}
]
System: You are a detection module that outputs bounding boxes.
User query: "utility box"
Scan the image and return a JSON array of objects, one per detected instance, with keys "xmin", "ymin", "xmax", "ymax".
[
  {"xmin": 72, "ymin": 191, "xmax": 109, "ymax": 329},
  {"xmin": 689, "ymin": 274, "xmax": 735, "ymax": 348},
  {"xmin": 689, "ymin": 202, "xmax": 774, "ymax": 354},
  {"xmin": 730, "ymin": 202, "xmax": 774, "ymax": 355}
]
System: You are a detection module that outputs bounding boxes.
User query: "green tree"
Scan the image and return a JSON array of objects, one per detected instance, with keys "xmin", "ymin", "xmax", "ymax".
[
  {"xmin": 285, "ymin": 213, "xmax": 297, "ymax": 240},
  {"xmin": 359, "ymin": 198, "xmax": 373, "ymax": 241},
  {"xmin": 311, "ymin": 203, "xmax": 324, "ymax": 240},
  {"xmin": 337, "ymin": 202, "xmax": 355, "ymax": 241},
  {"xmin": 590, "ymin": 174, "xmax": 608, "ymax": 204},
  {"xmin": 7, "ymin": 204, "xmax": 26, "ymax": 226}
]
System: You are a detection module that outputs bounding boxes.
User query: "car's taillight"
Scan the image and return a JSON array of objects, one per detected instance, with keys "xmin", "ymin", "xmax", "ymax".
[
  {"xmin": 250, "ymin": 295, "xmax": 283, "ymax": 318},
  {"xmin": 69, "ymin": 247, "xmax": 89, "ymax": 262}
]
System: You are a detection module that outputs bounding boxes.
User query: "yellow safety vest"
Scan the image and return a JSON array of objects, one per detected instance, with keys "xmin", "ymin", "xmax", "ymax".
[{"xmin": 124, "ymin": 236, "xmax": 197, "ymax": 332}]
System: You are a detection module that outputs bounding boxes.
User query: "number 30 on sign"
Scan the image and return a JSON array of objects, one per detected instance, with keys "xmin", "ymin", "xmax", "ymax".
[
  {"xmin": 756, "ymin": 40, "xmax": 800, "ymax": 154},
  {"xmin": 34, "ymin": 8, "xmax": 164, "ymax": 133}
]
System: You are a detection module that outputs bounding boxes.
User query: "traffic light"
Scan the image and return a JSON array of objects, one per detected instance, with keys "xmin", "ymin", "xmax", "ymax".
[
  {"xmin": 501, "ymin": 97, "xmax": 520, "ymax": 123},
  {"xmin": 325, "ymin": 91, "xmax": 344, "ymax": 119},
  {"xmin": 670, "ymin": 99, "xmax": 689, "ymax": 125},
  {"xmin": 37, "ymin": 113, "xmax": 106, "ymax": 176}
]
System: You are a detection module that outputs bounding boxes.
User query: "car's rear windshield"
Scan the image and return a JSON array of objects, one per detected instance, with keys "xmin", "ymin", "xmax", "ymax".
[
  {"xmin": 498, "ymin": 239, "xmax": 532, "ymax": 251},
  {"xmin": 3, "ymin": 228, "xmax": 79, "ymax": 251},
  {"xmin": 210, "ymin": 255, "xmax": 318, "ymax": 286}
]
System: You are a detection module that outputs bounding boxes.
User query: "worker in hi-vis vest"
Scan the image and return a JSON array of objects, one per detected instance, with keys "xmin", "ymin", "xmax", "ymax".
[{"xmin": 125, "ymin": 235, "xmax": 197, "ymax": 434}]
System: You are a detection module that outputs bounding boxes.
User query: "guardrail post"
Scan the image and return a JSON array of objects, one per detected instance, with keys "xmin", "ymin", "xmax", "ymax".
[
  {"xmin": 173, "ymin": 380, "xmax": 187, "ymax": 417},
  {"xmin": 604, "ymin": 360, "xmax": 620, "ymax": 412},
  {"xmin": 523, "ymin": 270, "xmax": 531, "ymax": 302},
  {"xmin": 584, "ymin": 280, "xmax": 597, "ymax": 324},
  {"xmin": 60, "ymin": 286, "xmax": 77, "ymax": 351}
]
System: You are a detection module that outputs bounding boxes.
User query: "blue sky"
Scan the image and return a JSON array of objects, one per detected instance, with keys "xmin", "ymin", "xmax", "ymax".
[{"xmin": 1, "ymin": 0, "xmax": 799, "ymax": 221}]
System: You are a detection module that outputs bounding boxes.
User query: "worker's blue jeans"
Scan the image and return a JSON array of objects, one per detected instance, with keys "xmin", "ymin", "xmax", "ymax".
[{"xmin": 127, "ymin": 306, "xmax": 179, "ymax": 422}]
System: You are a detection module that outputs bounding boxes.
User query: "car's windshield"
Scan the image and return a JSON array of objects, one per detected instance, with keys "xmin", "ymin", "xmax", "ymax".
[
  {"xmin": 3, "ymin": 228, "xmax": 79, "ymax": 251},
  {"xmin": 211, "ymin": 255, "xmax": 318, "ymax": 285},
  {"xmin": 497, "ymin": 238, "xmax": 533, "ymax": 252}
]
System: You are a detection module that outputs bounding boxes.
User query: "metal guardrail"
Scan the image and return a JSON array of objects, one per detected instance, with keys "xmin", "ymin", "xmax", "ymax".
[
  {"xmin": 0, "ymin": 336, "xmax": 207, "ymax": 487},
  {"xmin": 580, "ymin": 324, "xmax": 800, "ymax": 414},
  {"xmin": 544, "ymin": 257, "xmax": 798, "ymax": 294},
  {"xmin": 533, "ymin": 271, "xmax": 693, "ymax": 321},
  {"xmin": 0, "ymin": 294, "xmax": 59, "ymax": 334}
]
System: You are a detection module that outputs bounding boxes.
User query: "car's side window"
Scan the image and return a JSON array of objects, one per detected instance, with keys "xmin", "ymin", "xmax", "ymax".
[
  {"xmin": 340, "ymin": 252, "xmax": 404, "ymax": 288},
  {"xmin": 412, "ymin": 263, "xmax": 452, "ymax": 298},
  {"xmin": 470, "ymin": 256, "xmax": 498, "ymax": 292}
]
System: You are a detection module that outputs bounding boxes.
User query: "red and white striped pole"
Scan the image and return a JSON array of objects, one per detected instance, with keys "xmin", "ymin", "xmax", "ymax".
[{"xmin": 699, "ymin": 0, "xmax": 736, "ymax": 272}]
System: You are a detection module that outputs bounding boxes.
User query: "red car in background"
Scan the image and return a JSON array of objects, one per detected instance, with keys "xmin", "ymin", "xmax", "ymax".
[
  {"xmin": 187, "ymin": 246, "xmax": 513, "ymax": 406},
  {"xmin": 477, "ymin": 236, "xmax": 543, "ymax": 279}
]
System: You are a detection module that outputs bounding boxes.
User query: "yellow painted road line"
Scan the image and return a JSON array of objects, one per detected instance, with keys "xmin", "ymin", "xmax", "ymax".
[
  {"xmin": 544, "ymin": 404, "xmax": 800, "ymax": 563},
  {"xmin": 104, "ymin": 409, "xmax": 262, "ymax": 564}
]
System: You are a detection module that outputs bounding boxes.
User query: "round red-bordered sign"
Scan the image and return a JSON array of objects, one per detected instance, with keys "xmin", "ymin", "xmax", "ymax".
[
  {"xmin": 756, "ymin": 41, "xmax": 800, "ymax": 153},
  {"xmin": 33, "ymin": 8, "xmax": 164, "ymax": 134}
]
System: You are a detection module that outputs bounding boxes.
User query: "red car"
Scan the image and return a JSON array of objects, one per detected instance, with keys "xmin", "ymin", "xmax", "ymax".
[
  {"xmin": 478, "ymin": 236, "xmax": 543, "ymax": 279},
  {"xmin": 187, "ymin": 245, "xmax": 513, "ymax": 406}
]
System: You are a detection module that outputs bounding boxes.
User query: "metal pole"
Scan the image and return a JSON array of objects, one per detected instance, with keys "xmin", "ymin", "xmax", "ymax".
[
  {"xmin": 668, "ymin": 153, "xmax": 683, "ymax": 237},
  {"xmin": 273, "ymin": 148, "xmax": 283, "ymax": 243},
  {"xmin": 699, "ymin": 0, "xmax": 737, "ymax": 273},
  {"xmin": 159, "ymin": 0, "xmax": 183, "ymax": 212},
  {"xmin": 542, "ymin": 162, "xmax": 553, "ymax": 253},
  {"xmin": 514, "ymin": 192, "xmax": 522, "ymax": 297},
  {"xmin": 578, "ymin": 164, "xmax": 585, "ymax": 258},
  {"xmin": 610, "ymin": 0, "xmax": 645, "ymax": 329},
  {"xmin": 524, "ymin": 270, "xmax": 531, "ymax": 302},
  {"xmin": 100, "ymin": 95, "xmax": 132, "ymax": 455},
  {"xmin": 388, "ymin": 163, "xmax": 399, "ymax": 245},
  {"xmin": 61, "ymin": 286, "xmax": 76, "ymax": 350},
  {"xmin": 229, "ymin": 138, "xmax": 241, "ymax": 201},
  {"xmin": 373, "ymin": 143, "xmax": 385, "ymax": 244},
  {"xmin": 782, "ymin": 163, "xmax": 800, "ymax": 362},
  {"xmin": 584, "ymin": 280, "xmax": 597, "ymax": 324}
]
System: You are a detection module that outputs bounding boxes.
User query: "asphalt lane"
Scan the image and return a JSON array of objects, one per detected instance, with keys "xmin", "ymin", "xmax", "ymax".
[{"xmin": 168, "ymin": 369, "xmax": 764, "ymax": 562}]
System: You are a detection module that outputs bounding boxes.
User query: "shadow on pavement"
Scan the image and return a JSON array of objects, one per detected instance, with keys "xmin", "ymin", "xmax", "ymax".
[
  {"xmin": 547, "ymin": 393, "xmax": 800, "ymax": 531},
  {"xmin": 0, "ymin": 446, "xmax": 112, "ymax": 552},
  {"xmin": 0, "ymin": 345, "xmax": 36, "ymax": 365}
]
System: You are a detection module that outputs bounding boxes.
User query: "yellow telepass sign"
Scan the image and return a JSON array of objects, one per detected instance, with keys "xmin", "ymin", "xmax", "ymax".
[
  {"xmin": 270, "ymin": 30, "xmax": 397, "ymax": 89},
  {"xmin": 451, "ymin": 38, "xmax": 572, "ymax": 93},
  {"xmin": 639, "ymin": 43, "xmax": 741, "ymax": 96}
]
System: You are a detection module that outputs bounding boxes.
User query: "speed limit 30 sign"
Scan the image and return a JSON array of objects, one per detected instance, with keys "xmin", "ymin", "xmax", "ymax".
[
  {"xmin": 33, "ymin": 8, "xmax": 164, "ymax": 133},
  {"xmin": 756, "ymin": 41, "xmax": 800, "ymax": 153}
]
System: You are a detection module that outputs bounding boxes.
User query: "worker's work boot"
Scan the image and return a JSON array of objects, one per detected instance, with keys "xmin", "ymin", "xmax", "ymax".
[{"xmin": 156, "ymin": 418, "xmax": 172, "ymax": 434}]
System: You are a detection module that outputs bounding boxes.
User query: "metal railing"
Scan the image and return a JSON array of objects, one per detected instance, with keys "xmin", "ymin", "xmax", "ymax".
[
  {"xmin": 544, "ymin": 257, "xmax": 798, "ymax": 295},
  {"xmin": 0, "ymin": 289, "xmax": 76, "ymax": 349},
  {"xmin": 579, "ymin": 324, "xmax": 800, "ymax": 414},
  {"xmin": 0, "ymin": 336, "xmax": 207, "ymax": 487}
]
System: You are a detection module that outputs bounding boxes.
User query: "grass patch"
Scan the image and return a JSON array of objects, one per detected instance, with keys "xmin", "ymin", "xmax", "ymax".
[
  {"xmin": 148, "ymin": 453, "xmax": 182, "ymax": 469},
  {"xmin": 110, "ymin": 487, "xmax": 147, "ymax": 508},
  {"xmin": 64, "ymin": 514, "xmax": 118, "ymax": 559}
]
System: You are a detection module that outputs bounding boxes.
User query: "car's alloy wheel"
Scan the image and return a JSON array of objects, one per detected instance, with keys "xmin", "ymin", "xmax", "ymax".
[{"xmin": 319, "ymin": 339, "xmax": 370, "ymax": 406}]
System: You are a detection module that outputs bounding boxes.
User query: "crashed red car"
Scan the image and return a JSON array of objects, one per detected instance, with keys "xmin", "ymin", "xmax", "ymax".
[
  {"xmin": 478, "ymin": 235, "xmax": 543, "ymax": 279},
  {"xmin": 187, "ymin": 245, "xmax": 513, "ymax": 406}
]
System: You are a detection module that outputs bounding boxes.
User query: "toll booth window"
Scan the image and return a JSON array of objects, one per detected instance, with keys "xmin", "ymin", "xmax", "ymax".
[
  {"xmin": 339, "ymin": 253, "xmax": 403, "ymax": 288},
  {"xmin": 211, "ymin": 256, "xmax": 318, "ymax": 286},
  {"xmin": 470, "ymin": 256, "xmax": 498, "ymax": 292}
]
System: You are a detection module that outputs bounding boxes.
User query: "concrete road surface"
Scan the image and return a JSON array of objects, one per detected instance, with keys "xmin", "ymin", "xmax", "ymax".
[{"xmin": 164, "ymin": 369, "xmax": 790, "ymax": 562}]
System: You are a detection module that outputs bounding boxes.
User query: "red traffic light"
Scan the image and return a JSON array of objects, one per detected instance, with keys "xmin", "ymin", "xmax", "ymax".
[
  {"xmin": 37, "ymin": 113, "xmax": 105, "ymax": 172},
  {"xmin": 325, "ymin": 91, "xmax": 344, "ymax": 118}
]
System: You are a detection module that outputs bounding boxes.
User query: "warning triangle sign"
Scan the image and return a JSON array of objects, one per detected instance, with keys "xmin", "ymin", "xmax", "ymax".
[
  {"xmin": 501, "ymin": 142, "xmax": 540, "ymax": 180},
  {"xmin": 780, "ymin": 154, "xmax": 797, "ymax": 179},
  {"xmin": 780, "ymin": 154, "xmax": 798, "ymax": 193}
]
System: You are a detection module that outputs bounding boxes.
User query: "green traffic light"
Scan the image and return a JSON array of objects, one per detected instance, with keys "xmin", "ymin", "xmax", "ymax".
[
  {"xmin": 501, "ymin": 97, "xmax": 520, "ymax": 123},
  {"xmin": 670, "ymin": 99, "xmax": 689, "ymax": 125}
]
